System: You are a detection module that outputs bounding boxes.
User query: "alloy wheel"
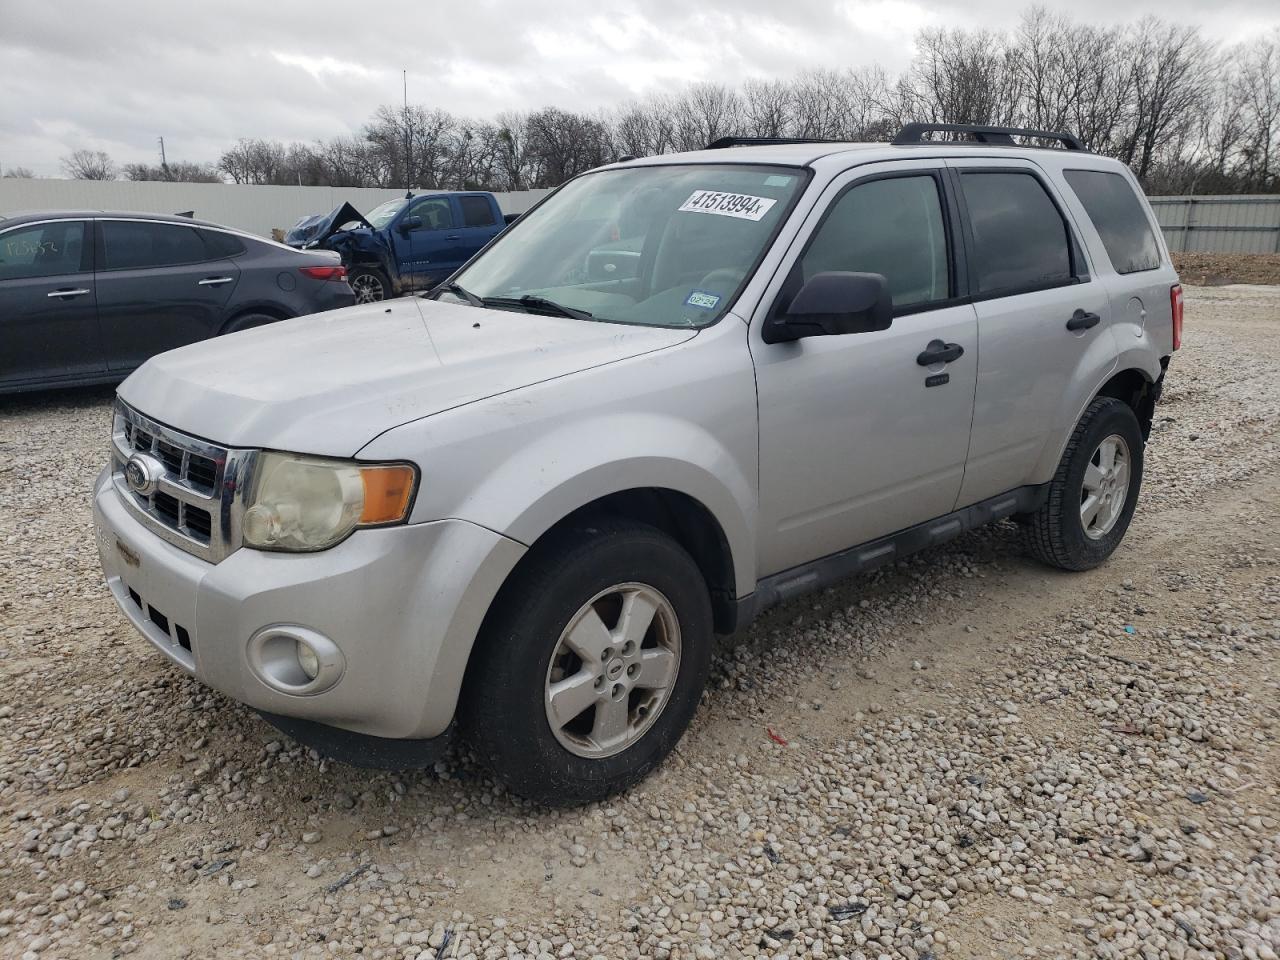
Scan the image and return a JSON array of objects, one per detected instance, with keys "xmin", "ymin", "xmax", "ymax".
[
  {"xmin": 543, "ymin": 582, "xmax": 681, "ymax": 759},
  {"xmin": 351, "ymin": 273, "xmax": 385, "ymax": 303},
  {"xmin": 1080, "ymin": 433, "xmax": 1130, "ymax": 540}
]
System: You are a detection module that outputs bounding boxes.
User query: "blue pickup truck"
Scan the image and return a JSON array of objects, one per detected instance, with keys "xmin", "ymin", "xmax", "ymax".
[{"xmin": 285, "ymin": 192, "xmax": 508, "ymax": 303}]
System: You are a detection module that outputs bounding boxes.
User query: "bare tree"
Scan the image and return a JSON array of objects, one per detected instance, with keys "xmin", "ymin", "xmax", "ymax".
[
  {"xmin": 61, "ymin": 149, "xmax": 116, "ymax": 180},
  {"xmin": 2, "ymin": 166, "xmax": 36, "ymax": 179},
  {"xmin": 123, "ymin": 160, "xmax": 222, "ymax": 183}
]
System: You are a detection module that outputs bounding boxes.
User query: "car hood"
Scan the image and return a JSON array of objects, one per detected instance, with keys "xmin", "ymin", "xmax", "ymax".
[
  {"xmin": 284, "ymin": 202, "xmax": 373, "ymax": 248},
  {"xmin": 117, "ymin": 299, "xmax": 697, "ymax": 458}
]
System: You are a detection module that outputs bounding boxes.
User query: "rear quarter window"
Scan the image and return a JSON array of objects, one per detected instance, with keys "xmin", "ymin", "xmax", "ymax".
[{"xmin": 1063, "ymin": 169, "xmax": 1162, "ymax": 275}]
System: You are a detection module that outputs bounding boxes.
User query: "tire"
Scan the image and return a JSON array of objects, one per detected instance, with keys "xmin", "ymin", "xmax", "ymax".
[
  {"xmin": 1024, "ymin": 397, "xmax": 1144, "ymax": 571},
  {"xmin": 460, "ymin": 518, "xmax": 713, "ymax": 805},
  {"xmin": 348, "ymin": 266, "xmax": 390, "ymax": 304},
  {"xmin": 221, "ymin": 312, "xmax": 279, "ymax": 335}
]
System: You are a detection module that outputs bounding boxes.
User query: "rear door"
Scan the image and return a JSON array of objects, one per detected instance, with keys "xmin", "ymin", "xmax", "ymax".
[
  {"xmin": 946, "ymin": 158, "xmax": 1115, "ymax": 507},
  {"xmin": 404, "ymin": 196, "xmax": 462, "ymax": 289},
  {"xmin": 453, "ymin": 195, "xmax": 500, "ymax": 263},
  {"xmin": 0, "ymin": 218, "xmax": 105, "ymax": 387},
  {"xmin": 94, "ymin": 219, "xmax": 241, "ymax": 372}
]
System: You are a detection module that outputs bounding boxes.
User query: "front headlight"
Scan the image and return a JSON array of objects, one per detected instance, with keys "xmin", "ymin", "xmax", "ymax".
[{"xmin": 241, "ymin": 452, "xmax": 417, "ymax": 552}]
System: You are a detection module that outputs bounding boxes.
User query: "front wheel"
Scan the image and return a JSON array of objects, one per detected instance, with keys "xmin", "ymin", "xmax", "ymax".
[
  {"xmin": 1024, "ymin": 397, "xmax": 1144, "ymax": 571},
  {"xmin": 461, "ymin": 519, "xmax": 713, "ymax": 805},
  {"xmin": 348, "ymin": 266, "xmax": 390, "ymax": 304}
]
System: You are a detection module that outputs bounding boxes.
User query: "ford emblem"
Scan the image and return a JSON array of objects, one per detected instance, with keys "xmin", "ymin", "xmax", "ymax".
[{"xmin": 124, "ymin": 453, "xmax": 164, "ymax": 496}]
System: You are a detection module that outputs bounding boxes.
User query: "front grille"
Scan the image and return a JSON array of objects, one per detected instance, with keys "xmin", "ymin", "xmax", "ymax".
[{"xmin": 110, "ymin": 402, "xmax": 253, "ymax": 563}]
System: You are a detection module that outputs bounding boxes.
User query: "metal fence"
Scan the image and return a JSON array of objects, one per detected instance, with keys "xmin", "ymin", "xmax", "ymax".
[
  {"xmin": 1148, "ymin": 195, "xmax": 1280, "ymax": 254},
  {"xmin": 0, "ymin": 179, "xmax": 552, "ymax": 239}
]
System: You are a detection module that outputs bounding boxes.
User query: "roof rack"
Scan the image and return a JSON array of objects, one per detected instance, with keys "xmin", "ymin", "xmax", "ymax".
[
  {"xmin": 704, "ymin": 136, "xmax": 843, "ymax": 150},
  {"xmin": 892, "ymin": 123, "xmax": 1086, "ymax": 152}
]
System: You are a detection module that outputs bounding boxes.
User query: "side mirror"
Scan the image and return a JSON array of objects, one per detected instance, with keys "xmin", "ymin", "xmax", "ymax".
[
  {"xmin": 399, "ymin": 215, "xmax": 424, "ymax": 233},
  {"xmin": 763, "ymin": 271, "xmax": 892, "ymax": 343}
]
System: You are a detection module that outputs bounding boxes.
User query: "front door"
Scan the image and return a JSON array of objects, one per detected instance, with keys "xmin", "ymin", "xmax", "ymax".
[
  {"xmin": 752, "ymin": 162, "xmax": 979, "ymax": 576},
  {"xmin": 403, "ymin": 196, "xmax": 463, "ymax": 289},
  {"xmin": 94, "ymin": 219, "xmax": 240, "ymax": 372},
  {"xmin": 0, "ymin": 219, "xmax": 105, "ymax": 387}
]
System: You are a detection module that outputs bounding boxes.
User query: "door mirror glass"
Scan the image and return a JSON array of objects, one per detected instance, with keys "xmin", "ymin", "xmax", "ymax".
[
  {"xmin": 398, "ymin": 215, "xmax": 424, "ymax": 233},
  {"xmin": 764, "ymin": 271, "xmax": 892, "ymax": 343}
]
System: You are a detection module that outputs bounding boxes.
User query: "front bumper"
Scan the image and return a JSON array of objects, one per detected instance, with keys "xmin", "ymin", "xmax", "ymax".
[{"xmin": 93, "ymin": 468, "xmax": 525, "ymax": 741}]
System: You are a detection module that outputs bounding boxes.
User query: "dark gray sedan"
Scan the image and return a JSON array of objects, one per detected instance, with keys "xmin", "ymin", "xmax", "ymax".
[{"xmin": 0, "ymin": 210, "xmax": 355, "ymax": 394}]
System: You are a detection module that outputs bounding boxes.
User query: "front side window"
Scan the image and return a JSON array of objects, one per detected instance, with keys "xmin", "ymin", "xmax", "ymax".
[
  {"xmin": 448, "ymin": 164, "xmax": 807, "ymax": 328},
  {"xmin": 0, "ymin": 221, "xmax": 87, "ymax": 280},
  {"xmin": 460, "ymin": 195, "xmax": 496, "ymax": 227},
  {"xmin": 961, "ymin": 172, "xmax": 1073, "ymax": 296},
  {"xmin": 1063, "ymin": 169, "xmax": 1161, "ymax": 275},
  {"xmin": 101, "ymin": 221, "xmax": 210, "ymax": 271},
  {"xmin": 410, "ymin": 198, "xmax": 453, "ymax": 230},
  {"xmin": 798, "ymin": 175, "xmax": 950, "ymax": 310}
]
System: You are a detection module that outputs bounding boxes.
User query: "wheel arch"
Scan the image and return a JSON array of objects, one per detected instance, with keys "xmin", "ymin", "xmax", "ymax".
[
  {"xmin": 509, "ymin": 487, "xmax": 740, "ymax": 635},
  {"xmin": 218, "ymin": 304, "xmax": 290, "ymax": 335}
]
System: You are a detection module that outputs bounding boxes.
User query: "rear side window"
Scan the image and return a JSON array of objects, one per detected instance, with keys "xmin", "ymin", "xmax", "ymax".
[
  {"xmin": 1063, "ymin": 170, "xmax": 1161, "ymax": 274},
  {"xmin": 0, "ymin": 221, "xmax": 87, "ymax": 280},
  {"xmin": 960, "ymin": 172, "xmax": 1073, "ymax": 296},
  {"xmin": 459, "ymin": 196, "xmax": 496, "ymax": 228},
  {"xmin": 101, "ymin": 221, "xmax": 210, "ymax": 270},
  {"xmin": 198, "ymin": 229, "xmax": 246, "ymax": 258},
  {"xmin": 799, "ymin": 175, "xmax": 950, "ymax": 310}
]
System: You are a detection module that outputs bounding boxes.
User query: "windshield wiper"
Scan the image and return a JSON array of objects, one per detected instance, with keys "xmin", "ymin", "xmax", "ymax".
[
  {"xmin": 431, "ymin": 281, "xmax": 484, "ymax": 307},
  {"xmin": 484, "ymin": 294, "xmax": 594, "ymax": 321}
]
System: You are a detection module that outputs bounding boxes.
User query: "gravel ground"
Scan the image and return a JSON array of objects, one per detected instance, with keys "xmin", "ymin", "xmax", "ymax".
[{"xmin": 1, "ymin": 284, "xmax": 1278, "ymax": 960}]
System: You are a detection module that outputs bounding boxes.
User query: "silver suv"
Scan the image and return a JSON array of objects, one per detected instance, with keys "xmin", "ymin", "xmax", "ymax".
[{"xmin": 93, "ymin": 123, "xmax": 1181, "ymax": 804}]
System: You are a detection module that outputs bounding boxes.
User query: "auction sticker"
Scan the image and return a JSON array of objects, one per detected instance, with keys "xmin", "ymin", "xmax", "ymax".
[{"xmin": 678, "ymin": 189, "xmax": 777, "ymax": 222}]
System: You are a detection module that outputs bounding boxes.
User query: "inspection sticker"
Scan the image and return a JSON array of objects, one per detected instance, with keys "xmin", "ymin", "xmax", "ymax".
[
  {"xmin": 685, "ymin": 290, "xmax": 721, "ymax": 310},
  {"xmin": 678, "ymin": 189, "xmax": 777, "ymax": 222}
]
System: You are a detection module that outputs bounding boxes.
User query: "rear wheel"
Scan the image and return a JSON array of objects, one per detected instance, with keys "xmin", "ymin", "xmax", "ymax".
[
  {"xmin": 461, "ymin": 519, "xmax": 713, "ymax": 805},
  {"xmin": 221, "ymin": 312, "xmax": 279, "ymax": 335},
  {"xmin": 1024, "ymin": 397, "xmax": 1144, "ymax": 571},
  {"xmin": 348, "ymin": 266, "xmax": 390, "ymax": 304}
]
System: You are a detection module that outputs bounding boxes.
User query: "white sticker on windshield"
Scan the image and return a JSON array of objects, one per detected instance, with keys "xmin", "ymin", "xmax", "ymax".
[{"xmin": 678, "ymin": 189, "xmax": 777, "ymax": 222}]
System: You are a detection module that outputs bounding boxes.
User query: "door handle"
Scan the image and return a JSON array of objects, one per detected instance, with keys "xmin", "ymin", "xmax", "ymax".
[
  {"xmin": 916, "ymin": 339, "xmax": 964, "ymax": 365},
  {"xmin": 445, "ymin": 234, "xmax": 460, "ymax": 241},
  {"xmin": 1066, "ymin": 309, "xmax": 1101, "ymax": 331},
  {"xmin": 197, "ymin": 277, "xmax": 234, "ymax": 286},
  {"xmin": 47, "ymin": 288, "xmax": 90, "ymax": 298}
]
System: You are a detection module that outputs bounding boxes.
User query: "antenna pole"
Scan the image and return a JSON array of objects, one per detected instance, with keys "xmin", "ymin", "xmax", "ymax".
[
  {"xmin": 158, "ymin": 136, "xmax": 170, "ymax": 180},
  {"xmin": 403, "ymin": 69, "xmax": 412, "ymax": 199}
]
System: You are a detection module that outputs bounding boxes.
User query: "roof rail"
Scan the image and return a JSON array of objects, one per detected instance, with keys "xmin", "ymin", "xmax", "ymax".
[
  {"xmin": 704, "ymin": 136, "xmax": 843, "ymax": 150},
  {"xmin": 892, "ymin": 123, "xmax": 1086, "ymax": 152}
]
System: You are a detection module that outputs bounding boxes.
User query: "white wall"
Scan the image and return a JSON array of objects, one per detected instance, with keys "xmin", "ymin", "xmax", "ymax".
[{"xmin": 0, "ymin": 179, "xmax": 551, "ymax": 238}]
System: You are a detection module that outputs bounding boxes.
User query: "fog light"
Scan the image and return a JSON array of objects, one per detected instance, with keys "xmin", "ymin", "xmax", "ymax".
[
  {"xmin": 296, "ymin": 639, "xmax": 320, "ymax": 680},
  {"xmin": 246, "ymin": 625, "xmax": 345, "ymax": 695}
]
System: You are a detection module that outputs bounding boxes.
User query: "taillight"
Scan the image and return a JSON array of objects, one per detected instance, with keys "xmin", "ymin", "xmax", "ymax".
[
  {"xmin": 1170, "ymin": 283, "xmax": 1183, "ymax": 351},
  {"xmin": 299, "ymin": 265, "xmax": 347, "ymax": 282}
]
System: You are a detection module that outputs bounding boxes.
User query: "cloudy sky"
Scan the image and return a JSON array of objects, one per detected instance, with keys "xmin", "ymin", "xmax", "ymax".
[{"xmin": 2, "ymin": 0, "xmax": 1275, "ymax": 176}]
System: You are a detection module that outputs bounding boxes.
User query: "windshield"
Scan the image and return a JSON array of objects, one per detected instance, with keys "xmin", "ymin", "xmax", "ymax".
[
  {"xmin": 365, "ymin": 199, "xmax": 406, "ymax": 229},
  {"xmin": 447, "ymin": 164, "xmax": 807, "ymax": 327}
]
